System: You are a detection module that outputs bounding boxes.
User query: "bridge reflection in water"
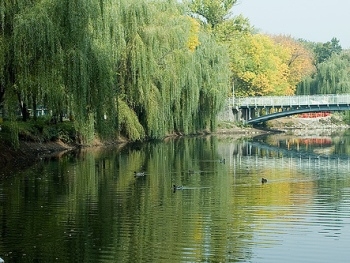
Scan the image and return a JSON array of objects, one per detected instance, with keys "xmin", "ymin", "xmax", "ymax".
[
  {"xmin": 225, "ymin": 139, "xmax": 350, "ymax": 173},
  {"xmin": 231, "ymin": 93, "xmax": 350, "ymax": 124}
]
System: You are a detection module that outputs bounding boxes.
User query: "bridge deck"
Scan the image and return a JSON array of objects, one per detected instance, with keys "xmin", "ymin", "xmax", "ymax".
[
  {"xmin": 229, "ymin": 94, "xmax": 350, "ymax": 124},
  {"xmin": 233, "ymin": 94, "xmax": 350, "ymax": 108}
]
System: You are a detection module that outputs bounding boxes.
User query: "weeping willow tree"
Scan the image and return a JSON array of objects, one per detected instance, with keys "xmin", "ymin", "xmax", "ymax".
[
  {"xmin": 194, "ymin": 33, "xmax": 230, "ymax": 131},
  {"xmin": 0, "ymin": 34, "xmax": 4, "ymax": 105},
  {"xmin": 116, "ymin": 0, "xmax": 230, "ymax": 138},
  {"xmin": 53, "ymin": 0, "xmax": 118, "ymax": 142},
  {"xmin": 13, "ymin": 1, "xmax": 62, "ymax": 120},
  {"xmin": 316, "ymin": 52, "xmax": 350, "ymax": 94},
  {"xmin": 297, "ymin": 51, "xmax": 350, "ymax": 95},
  {"xmin": 0, "ymin": 0, "xmax": 43, "ymax": 147},
  {"xmin": 9, "ymin": 0, "xmax": 119, "ymax": 143},
  {"xmin": 1, "ymin": 0, "xmax": 231, "ymax": 144}
]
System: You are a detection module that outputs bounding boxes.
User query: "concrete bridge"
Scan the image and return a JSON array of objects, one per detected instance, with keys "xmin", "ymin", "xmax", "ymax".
[{"xmin": 229, "ymin": 94, "xmax": 350, "ymax": 124}]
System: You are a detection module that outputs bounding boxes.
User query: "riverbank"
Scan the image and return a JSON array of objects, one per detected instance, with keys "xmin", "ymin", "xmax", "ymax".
[
  {"xmin": 0, "ymin": 139, "xmax": 73, "ymax": 169},
  {"xmin": 2, "ymin": 115, "xmax": 348, "ymax": 168},
  {"xmin": 0, "ymin": 121, "xmax": 267, "ymax": 168}
]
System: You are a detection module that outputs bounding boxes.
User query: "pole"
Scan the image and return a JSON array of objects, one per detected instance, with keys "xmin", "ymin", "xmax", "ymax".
[{"xmin": 232, "ymin": 78, "xmax": 235, "ymax": 107}]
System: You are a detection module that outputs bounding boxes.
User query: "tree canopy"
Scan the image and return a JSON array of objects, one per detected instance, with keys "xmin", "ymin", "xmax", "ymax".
[
  {"xmin": 0, "ymin": 0, "xmax": 231, "ymax": 144},
  {"xmin": 297, "ymin": 50, "xmax": 350, "ymax": 95},
  {"xmin": 215, "ymin": 17, "xmax": 315, "ymax": 96},
  {"xmin": 296, "ymin": 37, "xmax": 349, "ymax": 95},
  {"xmin": 187, "ymin": 0, "xmax": 237, "ymax": 28}
]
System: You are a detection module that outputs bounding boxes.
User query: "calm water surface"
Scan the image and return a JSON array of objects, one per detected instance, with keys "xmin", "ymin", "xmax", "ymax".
[{"xmin": 1, "ymin": 133, "xmax": 350, "ymax": 262}]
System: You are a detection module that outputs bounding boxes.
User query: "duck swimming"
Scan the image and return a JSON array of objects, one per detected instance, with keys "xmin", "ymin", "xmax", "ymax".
[
  {"xmin": 134, "ymin": 171, "xmax": 145, "ymax": 177},
  {"xmin": 173, "ymin": 184, "xmax": 184, "ymax": 191}
]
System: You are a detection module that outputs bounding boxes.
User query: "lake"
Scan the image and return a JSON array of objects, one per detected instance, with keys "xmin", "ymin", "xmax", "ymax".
[{"xmin": 1, "ymin": 132, "xmax": 350, "ymax": 262}]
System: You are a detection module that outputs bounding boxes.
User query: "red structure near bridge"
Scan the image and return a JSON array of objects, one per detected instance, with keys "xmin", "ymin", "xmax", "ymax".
[{"xmin": 298, "ymin": 112, "xmax": 331, "ymax": 118}]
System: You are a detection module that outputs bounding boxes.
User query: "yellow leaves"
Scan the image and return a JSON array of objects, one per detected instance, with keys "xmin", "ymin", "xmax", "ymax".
[
  {"xmin": 187, "ymin": 17, "xmax": 200, "ymax": 51},
  {"xmin": 272, "ymin": 35, "xmax": 316, "ymax": 87},
  {"xmin": 228, "ymin": 31, "xmax": 316, "ymax": 96},
  {"xmin": 230, "ymin": 33, "xmax": 292, "ymax": 96}
]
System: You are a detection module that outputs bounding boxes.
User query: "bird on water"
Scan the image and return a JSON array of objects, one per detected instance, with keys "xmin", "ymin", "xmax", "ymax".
[
  {"xmin": 134, "ymin": 171, "xmax": 145, "ymax": 177},
  {"xmin": 261, "ymin": 178, "xmax": 267, "ymax": 184},
  {"xmin": 173, "ymin": 184, "xmax": 184, "ymax": 191}
]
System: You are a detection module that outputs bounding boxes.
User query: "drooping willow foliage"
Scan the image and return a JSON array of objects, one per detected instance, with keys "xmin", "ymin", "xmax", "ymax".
[
  {"xmin": 296, "ymin": 51, "xmax": 350, "ymax": 95},
  {"xmin": 0, "ymin": 0, "xmax": 230, "ymax": 143}
]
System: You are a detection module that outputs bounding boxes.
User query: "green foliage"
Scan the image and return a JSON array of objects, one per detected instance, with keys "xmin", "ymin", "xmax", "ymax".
[
  {"xmin": 117, "ymin": 98, "xmax": 145, "ymax": 141},
  {"xmin": 234, "ymin": 121, "xmax": 251, "ymax": 128},
  {"xmin": 314, "ymin": 37, "xmax": 342, "ymax": 64},
  {"xmin": 187, "ymin": 0, "xmax": 237, "ymax": 28},
  {"xmin": 342, "ymin": 111, "xmax": 350, "ymax": 125},
  {"xmin": 0, "ymin": 0, "xmax": 231, "ymax": 143},
  {"xmin": 194, "ymin": 33, "xmax": 231, "ymax": 131},
  {"xmin": 297, "ymin": 50, "xmax": 350, "ymax": 95},
  {"xmin": 296, "ymin": 38, "xmax": 346, "ymax": 95},
  {"xmin": 115, "ymin": 0, "xmax": 230, "ymax": 138},
  {"xmin": 215, "ymin": 15, "xmax": 255, "ymax": 42},
  {"xmin": 9, "ymin": 121, "xmax": 19, "ymax": 149},
  {"xmin": 1, "ymin": 118, "xmax": 76, "ymax": 146},
  {"xmin": 0, "ymin": 35, "xmax": 4, "ymax": 85}
]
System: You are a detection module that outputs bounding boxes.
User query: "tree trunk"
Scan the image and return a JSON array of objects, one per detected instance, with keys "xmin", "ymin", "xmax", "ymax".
[
  {"xmin": 17, "ymin": 92, "xmax": 29, "ymax": 122},
  {"xmin": 0, "ymin": 84, "xmax": 4, "ymax": 105},
  {"xmin": 32, "ymin": 95, "xmax": 37, "ymax": 121}
]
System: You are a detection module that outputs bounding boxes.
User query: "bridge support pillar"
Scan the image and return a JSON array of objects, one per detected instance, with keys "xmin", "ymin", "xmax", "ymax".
[
  {"xmin": 241, "ymin": 108, "xmax": 249, "ymax": 122},
  {"xmin": 232, "ymin": 107, "xmax": 241, "ymax": 122},
  {"xmin": 217, "ymin": 105, "xmax": 236, "ymax": 122}
]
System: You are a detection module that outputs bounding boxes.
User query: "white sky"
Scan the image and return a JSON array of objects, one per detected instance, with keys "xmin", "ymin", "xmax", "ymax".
[{"xmin": 231, "ymin": 0, "xmax": 350, "ymax": 48}]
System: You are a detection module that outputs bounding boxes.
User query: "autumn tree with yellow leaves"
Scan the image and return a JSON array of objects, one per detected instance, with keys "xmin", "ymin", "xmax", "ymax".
[
  {"xmin": 272, "ymin": 35, "xmax": 316, "ymax": 91},
  {"xmin": 215, "ymin": 16, "xmax": 315, "ymax": 97},
  {"xmin": 228, "ymin": 33, "xmax": 291, "ymax": 96}
]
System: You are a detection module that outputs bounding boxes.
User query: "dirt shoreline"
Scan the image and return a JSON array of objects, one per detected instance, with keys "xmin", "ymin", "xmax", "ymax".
[
  {"xmin": 0, "ymin": 125, "xmax": 269, "ymax": 168},
  {"xmin": 0, "ymin": 140, "xmax": 74, "ymax": 169}
]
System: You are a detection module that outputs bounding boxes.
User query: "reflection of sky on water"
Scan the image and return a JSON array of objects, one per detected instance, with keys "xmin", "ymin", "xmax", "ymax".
[
  {"xmin": 228, "ymin": 148, "xmax": 350, "ymax": 177},
  {"xmin": 253, "ymin": 222, "xmax": 350, "ymax": 262},
  {"xmin": 218, "ymin": 135, "xmax": 350, "ymax": 263}
]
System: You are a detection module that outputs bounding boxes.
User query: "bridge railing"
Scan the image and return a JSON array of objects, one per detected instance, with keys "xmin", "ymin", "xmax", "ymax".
[{"xmin": 231, "ymin": 94, "xmax": 350, "ymax": 108}]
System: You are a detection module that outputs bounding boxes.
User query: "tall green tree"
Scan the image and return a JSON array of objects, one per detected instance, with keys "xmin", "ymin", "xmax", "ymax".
[
  {"xmin": 10, "ymin": 0, "xmax": 118, "ymax": 142},
  {"xmin": 187, "ymin": 0, "xmax": 237, "ymax": 28},
  {"xmin": 116, "ymin": 0, "xmax": 230, "ymax": 137},
  {"xmin": 314, "ymin": 37, "xmax": 342, "ymax": 64}
]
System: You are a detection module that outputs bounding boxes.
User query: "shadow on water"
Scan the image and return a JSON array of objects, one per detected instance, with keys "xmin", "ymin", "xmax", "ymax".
[{"xmin": 1, "ymin": 133, "xmax": 350, "ymax": 262}]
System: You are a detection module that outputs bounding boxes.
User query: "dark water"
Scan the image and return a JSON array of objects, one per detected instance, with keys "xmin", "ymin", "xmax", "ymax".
[{"xmin": 1, "ymin": 133, "xmax": 350, "ymax": 262}]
